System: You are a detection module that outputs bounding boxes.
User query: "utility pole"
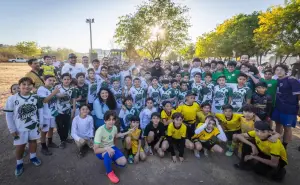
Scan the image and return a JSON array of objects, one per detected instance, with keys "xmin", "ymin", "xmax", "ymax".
[{"xmin": 86, "ymin": 18, "xmax": 94, "ymax": 59}]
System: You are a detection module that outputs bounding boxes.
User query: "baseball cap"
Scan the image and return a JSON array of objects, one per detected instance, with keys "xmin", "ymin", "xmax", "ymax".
[
  {"xmin": 255, "ymin": 81, "xmax": 267, "ymax": 88},
  {"xmin": 68, "ymin": 53, "xmax": 77, "ymax": 58},
  {"xmin": 254, "ymin": 121, "xmax": 272, "ymax": 131}
]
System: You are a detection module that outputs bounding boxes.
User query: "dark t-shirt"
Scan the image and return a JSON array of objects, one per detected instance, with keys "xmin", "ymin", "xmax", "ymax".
[
  {"xmin": 150, "ymin": 67, "xmax": 164, "ymax": 78},
  {"xmin": 143, "ymin": 122, "xmax": 165, "ymax": 140},
  {"xmin": 236, "ymin": 64, "xmax": 259, "ymax": 75}
]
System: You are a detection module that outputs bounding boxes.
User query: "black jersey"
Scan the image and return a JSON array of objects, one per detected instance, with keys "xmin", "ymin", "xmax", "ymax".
[{"xmin": 251, "ymin": 92, "xmax": 273, "ymax": 120}]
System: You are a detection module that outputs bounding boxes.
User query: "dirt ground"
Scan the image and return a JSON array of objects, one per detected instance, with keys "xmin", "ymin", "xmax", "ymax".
[{"xmin": 0, "ymin": 63, "xmax": 300, "ymax": 185}]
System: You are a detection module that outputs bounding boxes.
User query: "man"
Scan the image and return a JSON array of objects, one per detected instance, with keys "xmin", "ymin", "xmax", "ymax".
[
  {"xmin": 190, "ymin": 58, "xmax": 203, "ymax": 79},
  {"xmin": 81, "ymin": 56, "xmax": 90, "ymax": 74},
  {"xmin": 61, "ymin": 53, "xmax": 84, "ymax": 78},
  {"xmin": 239, "ymin": 55, "xmax": 260, "ymax": 77},
  {"xmin": 25, "ymin": 58, "xmax": 44, "ymax": 91},
  {"xmin": 150, "ymin": 58, "xmax": 164, "ymax": 78},
  {"xmin": 171, "ymin": 62, "xmax": 181, "ymax": 78},
  {"xmin": 52, "ymin": 56, "xmax": 61, "ymax": 68}
]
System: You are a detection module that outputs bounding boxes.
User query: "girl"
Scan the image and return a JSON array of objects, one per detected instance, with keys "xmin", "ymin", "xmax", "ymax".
[
  {"xmin": 125, "ymin": 116, "xmax": 146, "ymax": 164},
  {"xmin": 93, "ymin": 87, "xmax": 117, "ymax": 130},
  {"xmin": 193, "ymin": 116, "xmax": 227, "ymax": 158},
  {"xmin": 71, "ymin": 104, "xmax": 94, "ymax": 158},
  {"xmin": 94, "ymin": 110, "xmax": 135, "ymax": 184},
  {"xmin": 139, "ymin": 98, "xmax": 157, "ymax": 130}
]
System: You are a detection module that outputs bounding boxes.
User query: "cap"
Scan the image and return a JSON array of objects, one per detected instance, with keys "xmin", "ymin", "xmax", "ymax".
[
  {"xmin": 254, "ymin": 121, "xmax": 272, "ymax": 131},
  {"xmin": 186, "ymin": 90, "xmax": 197, "ymax": 97},
  {"xmin": 68, "ymin": 53, "xmax": 77, "ymax": 58},
  {"xmin": 256, "ymin": 81, "xmax": 267, "ymax": 88}
]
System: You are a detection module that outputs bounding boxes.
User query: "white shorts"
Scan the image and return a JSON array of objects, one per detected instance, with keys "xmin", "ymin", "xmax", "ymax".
[
  {"xmin": 42, "ymin": 118, "xmax": 56, "ymax": 132},
  {"xmin": 13, "ymin": 128, "xmax": 40, "ymax": 145}
]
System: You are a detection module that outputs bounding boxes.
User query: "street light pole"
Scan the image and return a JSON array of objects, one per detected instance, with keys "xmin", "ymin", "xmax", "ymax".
[{"xmin": 86, "ymin": 18, "xmax": 94, "ymax": 58}]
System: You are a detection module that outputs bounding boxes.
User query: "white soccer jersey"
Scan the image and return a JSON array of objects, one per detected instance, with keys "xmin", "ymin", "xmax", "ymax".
[
  {"xmin": 147, "ymin": 85, "xmax": 161, "ymax": 108},
  {"xmin": 201, "ymin": 82, "xmax": 214, "ymax": 104},
  {"xmin": 56, "ymin": 85, "xmax": 75, "ymax": 114},
  {"xmin": 119, "ymin": 107, "xmax": 139, "ymax": 131},
  {"xmin": 191, "ymin": 82, "xmax": 203, "ymax": 102},
  {"xmin": 111, "ymin": 87, "xmax": 123, "ymax": 109},
  {"xmin": 37, "ymin": 86, "xmax": 58, "ymax": 118},
  {"xmin": 139, "ymin": 107, "xmax": 157, "ymax": 129},
  {"xmin": 190, "ymin": 67, "xmax": 203, "ymax": 79},
  {"xmin": 123, "ymin": 85, "xmax": 132, "ymax": 98},
  {"xmin": 120, "ymin": 70, "xmax": 131, "ymax": 86},
  {"xmin": 4, "ymin": 93, "xmax": 42, "ymax": 132},
  {"xmin": 85, "ymin": 76, "xmax": 101, "ymax": 104},
  {"xmin": 129, "ymin": 86, "xmax": 146, "ymax": 111}
]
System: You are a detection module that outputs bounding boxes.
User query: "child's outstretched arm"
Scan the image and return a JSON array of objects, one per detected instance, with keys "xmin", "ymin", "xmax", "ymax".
[{"xmin": 215, "ymin": 119, "xmax": 227, "ymax": 142}]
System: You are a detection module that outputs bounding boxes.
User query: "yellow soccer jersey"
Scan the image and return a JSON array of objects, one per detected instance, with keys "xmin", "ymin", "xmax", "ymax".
[
  {"xmin": 192, "ymin": 123, "xmax": 220, "ymax": 141},
  {"xmin": 196, "ymin": 111, "xmax": 212, "ymax": 123},
  {"xmin": 167, "ymin": 123, "xmax": 187, "ymax": 139},
  {"xmin": 129, "ymin": 128, "xmax": 144, "ymax": 154},
  {"xmin": 215, "ymin": 113, "xmax": 242, "ymax": 131},
  {"xmin": 161, "ymin": 109, "xmax": 177, "ymax": 121},
  {"xmin": 176, "ymin": 102, "xmax": 201, "ymax": 124},
  {"xmin": 248, "ymin": 131, "xmax": 287, "ymax": 164},
  {"xmin": 240, "ymin": 116, "xmax": 255, "ymax": 133},
  {"xmin": 41, "ymin": 65, "xmax": 55, "ymax": 76}
]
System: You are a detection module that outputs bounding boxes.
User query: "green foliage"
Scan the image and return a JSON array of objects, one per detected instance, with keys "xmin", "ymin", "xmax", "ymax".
[
  {"xmin": 15, "ymin": 41, "xmax": 41, "ymax": 57},
  {"xmin": 114, "ymin": 0, "xmax": 191, "ymax": 59},
  {"xmin": 178, "ymin": 43, "xmax": 195, "ymax": 60},
  {"xmin": 41, "ymin": 46, "xmax": 75, "ymax": 60}
]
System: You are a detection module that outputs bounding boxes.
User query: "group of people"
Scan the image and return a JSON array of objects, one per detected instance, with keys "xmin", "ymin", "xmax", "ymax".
[{"xmin": 4, "ymin": 53, "xmax": 300, "ymax": 184}]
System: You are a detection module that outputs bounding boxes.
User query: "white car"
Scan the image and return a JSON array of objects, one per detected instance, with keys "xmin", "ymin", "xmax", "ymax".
[{"xmin": 8, "ymin": 58, "xmax": 27, "ymax": 63}]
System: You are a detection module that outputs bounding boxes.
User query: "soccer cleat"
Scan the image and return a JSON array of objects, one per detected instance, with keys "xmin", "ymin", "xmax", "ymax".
[
  {"xmin": 128, "ymin": 155, "xmax": 134, "ymax": 164},
  {"xmin": 66, "ymin": 138, "xmax": 74, "ymax": 144},
  {"xmin": 107, "ymin": 171, "xmax": 120, "ymax": 184},
  {"xmin": 15, "ymin": 164, "xmax": 24, "ymax": 177},
  {"xmin": 148, "ymin": 147, "xmax": 153, "ymax": 155},
  {"xmin": 30, "ymin": 157, "xmax": 42, "ymax": 166},
  {"xmin": 194, "ymin": 150, "xmax": 200, "ymax": 158},
  {"xmin": 59, "ymin": 141, "xmax": 66, "ymax": 149},
  {"xmin": 225, "ymin": 150, "xmax": 234, "ymax": 157},
  {"xmin": 48, "ymin": 142, "xmax": 59, "ymax": 148},
  {"xmin": 144, "ymin": 145, "xmax": 149, "ymax": 153},
  {"xmin": 41, "ymin": 147, "xmax": 53, "ymax": 156},
  {"xmin": 204, "ymin": 149, "xmax": 209, "ymax": 157}
]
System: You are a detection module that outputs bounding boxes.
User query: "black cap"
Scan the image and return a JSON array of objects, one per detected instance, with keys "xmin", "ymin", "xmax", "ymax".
[
  {"xmin": 186, "ymin": 90, "xmax": 197, "ymax": 97},
  {"xmin": 68, "ymin": 53, "xmax": 77, "ymax": 58},
  {"xmin": 256, "ymin": 81, "xmax": 267, "ymax": 88},
  {"xmin": 254, "ymin": 121, "xmax": 272, "ymax": 131}
]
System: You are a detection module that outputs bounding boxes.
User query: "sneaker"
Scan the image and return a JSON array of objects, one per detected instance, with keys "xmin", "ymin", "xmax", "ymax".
[
  {"xmin": 66, "ymin": 138, "xmax": 74, "ymax": 144},
  {"xmin": 148, "ymin": 147, "xmax": 153, "ymax": 155},
  {"xmin": 15, "ymin": 164, "xmax": 24, "ymax": 177},
  {"xmin": 107, "ymin": 171, "xmax": 120, "ymax": 184},
  {"xmin": 59, "ymin": 141, "xmax": 66, "ymax": 149},
  {"xmin": 30, "ymin": 157, "xmax": 42, "ymax": 166},
  {"xmin": 194, "ymin": 150, "xmax": 200, "ymax": 158},
  {"xmin": 48, "ymin": 142, "xmax": 59, "ymax": 148},
  {"xmin": 128, "ymin": 155, "xmax": 134, "ymax": 164},
  {"xmin": 41, "ymin": 147, "xmax": 52, "ymax": 156},
  {"xmin": 144, "ymin": 145, "xmax": 149, "ymax": 154},
  {"xmin": 204, "ymin": 149, "xmax": 209, "ymax": 157},
  {"xmin": 225, "ymin": 150, "xmax": 234, "ymax": 157}
]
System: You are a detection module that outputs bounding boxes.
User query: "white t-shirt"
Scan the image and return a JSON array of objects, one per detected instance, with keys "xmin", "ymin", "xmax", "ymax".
[
  {"xmin": 71, "ymin": 115, "xmax": 94, "ymax": 141},
  {"xmin": 190, "ymin": 67, "xmax": 203, "ymax": 79},
  {"xmin": 37, "ymin": 86, "xmax": 58, "ymax": 118},
  {"xmin": 53, "ymin": 61, "xmax": 61, "ymax": 68},
  {"xmin": 120, "ymin": 70, "xmax": 131, "ymax": 86},
  {"xmin": 139, "ymin": 107, "xmax": 157, "ymax": 129},
  {"xmin": 61, "ymin": 63, "xmax": 84, "ymax": 78},
  {"xmin": 4, "ymin": 93, "xmax": 42, "ymax": 132}
]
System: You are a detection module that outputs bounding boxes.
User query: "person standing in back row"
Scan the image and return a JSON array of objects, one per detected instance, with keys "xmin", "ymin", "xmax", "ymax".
[
  {"xmin": 150, "ymin": 58, "xmax": 164, "ymax": 78},
  {"xmin": 61, "ymin": 53, "xmax": 84, "ymax": 79},
  {"xmin": 25, "ymin": 58, "xmax": 44, "ymax": 92}
]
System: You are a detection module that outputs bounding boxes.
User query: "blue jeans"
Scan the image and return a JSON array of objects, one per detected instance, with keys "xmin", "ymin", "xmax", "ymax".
[{"xmin": 93, "ymin": 115, "xmax": 105, "ymax": 130}]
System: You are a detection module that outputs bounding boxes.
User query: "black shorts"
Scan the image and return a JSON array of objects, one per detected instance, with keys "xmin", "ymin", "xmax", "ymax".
[
  {"xmin": 193, "ymin": 139, "xmax": 216, "ymax": 150},
  {"xmin": 185, "ymin": 123, "xmax": 196, "ymax": 139},
  {"xmin": 225, "ymin": 130, "xmax": 241, "ymax": 141}
]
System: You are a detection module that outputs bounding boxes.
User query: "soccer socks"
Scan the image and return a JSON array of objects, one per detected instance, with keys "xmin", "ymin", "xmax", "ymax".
[
  {"xmin": 17, "ymin": 159, "xmax": 23, "ymax": 165},
  {"xmin": 30, "ymin": 153, "xmax": 36, "ymax": 159},
  {"xmin": 103, "ymin": 153, "xmax": 113, "ymax": 174}
]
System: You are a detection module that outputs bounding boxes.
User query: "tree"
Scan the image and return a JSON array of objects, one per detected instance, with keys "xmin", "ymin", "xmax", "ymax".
[
  {"xmin": 114, "ymin": 0, "xmax": 191, "ymax": 59},
  {"xmin": 16, "ymin": 41, "xmax": 41, "ymax": 57},
  {"xmin": 178, "ymin": 43, "xmax": 195, "ymax": 61}
]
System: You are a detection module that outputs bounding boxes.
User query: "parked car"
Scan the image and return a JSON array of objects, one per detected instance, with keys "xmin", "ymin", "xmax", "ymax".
[{"xmin": 8, "ymin": 58, "xmax": 27, "ymax": 63}]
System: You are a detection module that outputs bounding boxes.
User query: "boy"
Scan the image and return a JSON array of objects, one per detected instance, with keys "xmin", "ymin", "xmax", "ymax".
[
  {"xmin": 99, "ymin": 66, "xmax": 110, "ymax": 88},
  {"xmin": 234, "ymin": 121, "xmax": 287, "ymax": 181},
  {"xmin": 175, "ymin": 73, "xmax": 182, "ymax": 83},
  {"xmin": 92, "ymin": 59, "xmax": 101, "ymax": 75},
  {"xmin": 86, "ymin": 68, "xmax": 100, "ymax": 110},
  {"xmin": 251, "ymin": 82, "xmax": 273, "ymax": 121},
  {"xmin": 55, "ymin": 73, "xmax": 77, "ymax": 149},
  {"xmin": 212, "ymin": 61, "xmax": 225, "ymax": 83},
  {"xmin": 170, "ymin": 79, "xmax": 179, "ymax": 107},
  {"xmin": 75, "ymin": 72, "xmax": 89, "ymax": 116},
  {"xmin": 196, "ymin": 103, "xmax": 212, "ymax": 123},
  {"xmin": 201, "ymin": 63, "xmax": 211, "ymax": 79},
  {"xmin": 210, "ymin": 60, "xmax": 217, "ymax": 72},
  {"xmin": 190, "ymin": 58, "xmax": 202, "ymax": 79},
  {"xmin": 144, "ymin": 112, "xmax": 165, "ymax": 155},
  {"xmin": 215, "ymin": 105, "xmax": 242, "ymax": 156},
  {"xmin": 258, "ymin": 69, "xmax": 277, "ymax": 106},
  {"xmin": 272, "ymin": 64, "xmax": 300, "ymax": 149},
  {"xmin": 191, "ymin": 72, "xmax": 203, "ymax": 104},
  {"xmin": 4, "ymin": 77, "xmax": 43, "ymax": 176},
  {"xmin": 181, "ymin": 64, "xmax": 190, "ymax": 78},
  {"xmin": 94, "ymin": 110, "xmax": 134, "ymax": 184},
  {"xmin": 230, "ymin": 73, "xmax": 252, "ymax": 113},
  {"xmin": 129, "ymin": 78, "xmax": 147, "ymax": 111},
  {"xmin": 119, "ymin": 96, "xmax": 140, "ymax": 132},
  {"xmin": 139, "ymin": 98, "xmax": 157, "ymax": 130},
  {"xmin": 37, "ymin": 75, "xmax": 60, "ymax": 156},
  {"xmin": 41, "ymin": 55, "xmax": 56, "ymax": 76},
  {"xmin": 159, "ymin": 79, "xmax": 176, "ymax": 107},
  {"xmin": 110, "ymin": 79, "xmax": 123, "ymax": 112},
  {"xmin": 111, "ymin": 65, "xmax": 121, "ymax": 84},
  {"xmin": 122, "ymin": 76, "xmax": 132, "ymax": 98},
  {"xmin": 161, "ymin": 101, "xmax": 177, "ymax": 129},
  {"xmin": 177, "ymin": 81, "xmax": 188, "ymax": 105},
  {"xmin": 212, "ymin": 76, "xmax": 232, "ymax": 113},
  {"xmin": 240, "ymin": 63, "xmax": 259, "ymax": 91},
  {"xmin": 147, "ymin": 77, "xmax": 161, "ymax": 109},
  {"xmin": 224, "ymin": 61, "xmax": 240, "ymax": 89},
  {"xmin": 200, "ymin": 72, "xmax": 214, "ymax": 105}
]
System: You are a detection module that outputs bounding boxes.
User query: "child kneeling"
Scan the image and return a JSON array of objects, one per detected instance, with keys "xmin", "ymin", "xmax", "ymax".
[
  {"xmin": 94, "ymin": 110, "xmax": 135, "ymax": 184},
  {"xmin": 124, "ymin": 116, "xmax": 146, "ymax": 164},
  {"xmin": 193, "ymin": 116, "xmax": 227, "ymax": 158}
]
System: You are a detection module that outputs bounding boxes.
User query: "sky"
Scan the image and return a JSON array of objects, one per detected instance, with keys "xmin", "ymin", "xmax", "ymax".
[{"xmin": 0, "ymin": 0, "xmax": 283, "ymax": 53}]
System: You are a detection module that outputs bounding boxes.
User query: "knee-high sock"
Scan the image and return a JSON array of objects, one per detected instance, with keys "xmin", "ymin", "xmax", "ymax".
[{"xmin": 103, "ymin": 153, "xmax": 113, "ymax": 174}]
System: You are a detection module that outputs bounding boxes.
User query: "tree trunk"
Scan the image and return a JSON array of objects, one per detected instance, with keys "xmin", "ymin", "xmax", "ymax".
[
  {"xmin": 256, "ymin": 55, "xmax": 259, "ymax": 66},
  {"xmin": 259, "ymin": 54, "xmax": 263, "ymax": 66},
  {"xmin": 282, "ymin": 54, "xmax": 290, "ymax": 64},
  {"xmin": 275, "ymin": 55, "xmax": 278, "ymax": 65}
]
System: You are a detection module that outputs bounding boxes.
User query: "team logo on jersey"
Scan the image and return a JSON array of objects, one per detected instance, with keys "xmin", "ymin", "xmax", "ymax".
[
  {"xmin": 15, "ymin": 100, "xmax": 19, "ymax": 105},
  {"xmin": 280, "ymin": 83, "xmax": 283, "ymax": 87},
  {"xmin": 17, "ymin": 104, "xmax": 37, "ymax": 122},
  {"xmin": 268, "ymin": 84, "xmax": 272, "ymax": 87}
]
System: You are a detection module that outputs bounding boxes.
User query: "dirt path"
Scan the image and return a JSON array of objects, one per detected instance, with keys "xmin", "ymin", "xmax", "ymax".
[{"xmin": 0, "ymin": 113, "xmax": 300, "ymax": 185}]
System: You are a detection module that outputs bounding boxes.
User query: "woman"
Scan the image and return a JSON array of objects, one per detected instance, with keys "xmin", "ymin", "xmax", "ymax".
[{"xmin": 93, "ymin": 87, "xmax": 117, "ymax": 130}]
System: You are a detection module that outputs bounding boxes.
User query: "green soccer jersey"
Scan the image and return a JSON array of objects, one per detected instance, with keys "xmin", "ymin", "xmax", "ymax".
[
  {"xmin": 212, "ymin": 85, "xmax": 232, "ymax": 113},
  {"xmin": 200, "ymin": 82, "xmax": 214, "ymax": 104},
  {"xmin": 230, "ymin": 84, "xmax": 252, "ymax": 113},
  {"xmin": 76, "ymin": 83, "xmax": 89, "ymax": 107},
  {"xmin": 191, "ymin": 82, "xmax": 203, "ymax": 103},
  {"xmin": 177, "ymin": 90, "xmax": 188, "ymax": 104},
  {"xmin": 224, "ymin": 69, "xmax": 240, "ymax": 84},
  {"xmin": 212, "ymin": 69, "xmax": 225, "ymax": 82},
  {"xmin": 260, "ymin": 78, "xmax": 277, "ymax": 106}
]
